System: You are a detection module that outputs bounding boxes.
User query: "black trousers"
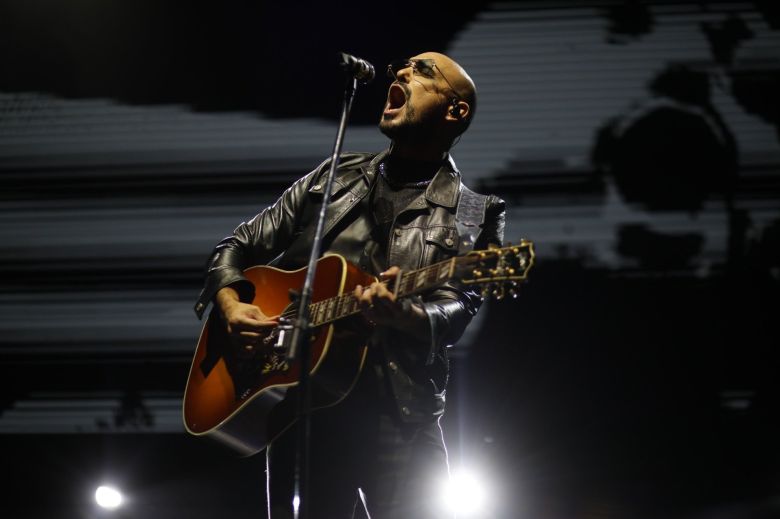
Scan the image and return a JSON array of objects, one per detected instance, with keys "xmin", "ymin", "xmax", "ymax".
[{"xmin": 265, "ymin": 377, "xmax": 451, "ymax": 518}]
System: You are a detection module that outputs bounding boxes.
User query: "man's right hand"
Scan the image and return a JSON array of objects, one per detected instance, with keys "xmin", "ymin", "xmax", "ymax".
[{"xmin": 216, "ymin": 286, "xmax": 277, "ymax": 352}]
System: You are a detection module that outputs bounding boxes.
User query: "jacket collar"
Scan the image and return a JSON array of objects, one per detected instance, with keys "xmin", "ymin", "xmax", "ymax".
[
  {"xmin": 365, "ymin": 149, "xmax": 461, "ymax": 209},
  {"xmin": 424, "ymin": 153, "xmax": 461, "ymax": 208}
]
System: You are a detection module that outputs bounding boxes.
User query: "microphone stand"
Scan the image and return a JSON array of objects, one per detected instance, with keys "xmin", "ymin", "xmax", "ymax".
[{"xmin": 285, "ymin": 73, "xmax": 362, "ymax": 519}]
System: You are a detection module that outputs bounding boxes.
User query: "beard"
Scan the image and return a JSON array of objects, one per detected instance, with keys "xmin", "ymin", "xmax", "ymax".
[
  {"xmin": 379, "ymin": 88, "xmax": 441, "ymax": 143},
  {"xmin": 380, "ymin": 104, "xmax": 420, "ymax": 141}
]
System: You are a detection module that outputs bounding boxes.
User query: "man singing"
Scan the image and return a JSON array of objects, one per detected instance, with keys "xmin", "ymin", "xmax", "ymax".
[{"xmin": 194, "ymin": 51, "xmax": 505, "ymax": 518}]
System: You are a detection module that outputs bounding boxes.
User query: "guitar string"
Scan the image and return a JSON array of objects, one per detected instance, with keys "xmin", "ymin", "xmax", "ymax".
[
  {"xmin": 259, "ymin": 249, "xmax": 526, "ymax": 326},
  {"xmin": 272, "ymin": 257, "xmax": 472, "ymax": 325},
  {"xmin": 273, "ymin": 268, "xmax": 426, "ymax": 325}
]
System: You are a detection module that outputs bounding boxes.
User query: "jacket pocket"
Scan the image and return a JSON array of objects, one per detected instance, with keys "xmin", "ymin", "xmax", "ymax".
[{"xmin": 422, "ymin": 226, "xmax": 459, "ymax": 265}]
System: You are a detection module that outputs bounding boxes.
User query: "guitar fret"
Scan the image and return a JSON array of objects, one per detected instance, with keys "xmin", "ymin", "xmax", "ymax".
[
  {"xmin": 308, "ymin": 259, "xmax": 465, "ymax": 327},
  {"xmin": 313, "ymin": 300, "xmax": 326, "ymax": 326},
  {"xmin": 426, "ymin": 265, "xmax": 437, "ymax": 286},
  {"xmin": 439, "ymin": 261, "xmax": 450, "ymax": 280},
  {"xmin": 317, "ymin": 301, "xmax": 326, "ymax": 325},
  {"xmin": 399, "ymin": 272, "xmax": 414, "ymax": 295},
  {"xmin": 316, "ymin": 301, "xmax": 325, "ymax": 324},
  {"xmin": 403, "ymin": 272, "xmax": 415, "ymax": 295},
  {"xmin": 325, "ymin": 298, "xmax": 334, "ymax": 322},
  {"xmin": 396, "ymin": 274, "xmax": 407, "ymax": 296},
  {"xmin": 415, "ymin": 270, "xmax": 426, "ymax": 289},
  {"xmin": 345, "ymin": 295, "xmax": 356, "ymax": 316}
]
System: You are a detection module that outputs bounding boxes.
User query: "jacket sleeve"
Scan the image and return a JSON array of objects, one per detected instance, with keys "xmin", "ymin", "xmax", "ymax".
[
  {"xmin": 419, "ymin": 194, "xmax": 506, "ymax": 364},
  {"xmin": 193, "ymin": 167, "xmax": 322, "ymax": 318}
]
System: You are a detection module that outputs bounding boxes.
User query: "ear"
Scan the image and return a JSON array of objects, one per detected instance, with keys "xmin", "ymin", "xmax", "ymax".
[{"xmin": 446, "ymin": 99, "xmax": 470, "ymax": 122}]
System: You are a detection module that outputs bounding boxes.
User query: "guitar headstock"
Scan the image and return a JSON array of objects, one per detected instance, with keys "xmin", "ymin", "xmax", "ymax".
[{"xmin": 454, "ymin": 240, "xmax": 535, "ymax": 300}]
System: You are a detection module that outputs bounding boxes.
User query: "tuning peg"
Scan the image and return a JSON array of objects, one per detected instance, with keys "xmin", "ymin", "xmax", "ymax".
[
  {"xmin": 481, "ymin": 286, "xmax": 491, "ymax": 299},
  {"xmin": 508, "ymin": 287, "xmax": 518, "ymax": 299},
  {"xmin": 472, "ymin": 269, "xmax": 483, "ymax": 278},
  {"xmin": 492, "ymin": 285, "xmax": 505, "ymax": 300}
]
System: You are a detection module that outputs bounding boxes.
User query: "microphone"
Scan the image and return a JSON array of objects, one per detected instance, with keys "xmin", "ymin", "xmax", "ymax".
[{"xmin": 338, "ymin": 52, "xmax": 375, "ymax": 83}]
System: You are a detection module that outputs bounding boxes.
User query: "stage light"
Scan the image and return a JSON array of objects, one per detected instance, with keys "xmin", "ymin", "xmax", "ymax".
[
  {"xmin": 441, "ymin": 468, "xmax": 488, "ymax": 517},
  {"xmin": 95, "ymin": 485, "xmax": 123, "ymax": 510}
]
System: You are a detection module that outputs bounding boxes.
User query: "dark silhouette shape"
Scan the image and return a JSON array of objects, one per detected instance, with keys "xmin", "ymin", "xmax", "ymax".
[
  {"xmin": 755, "ymin": 0, "xmax": 780, "ymax": 30},
  {"xmin": 617, "ymin": 224, "xmax": 704, "ymax": 270},
  {"xmin": 701, "ymin": 14, "xmax": 754, "ymax": 66},
  {"xmin": 746, "ymin": 217, "xmax": 780, "ymax": 285},
  {"xmin": 731, "ymin": 68, "xmax": 780, "ymax": 143},
  {"xmin": 602, "ymin": 0, "xmax": 655, "ymax": 43},
  {"xmin": 592, "ymin": 64, "xmax": 740, "ymax": 272},
  {"xmin": 114, "ymin": 390, "xmax": 154, "ymax": 429},
  {"xmin": 593, "ymin": 64, "xmax": 738, "ymax": 213}
]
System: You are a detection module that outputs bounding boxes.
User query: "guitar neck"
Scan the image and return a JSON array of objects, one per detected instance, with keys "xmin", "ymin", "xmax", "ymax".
[{"xmin": 308, "ymin": 257, "xmax": 456, "ymax": 327}]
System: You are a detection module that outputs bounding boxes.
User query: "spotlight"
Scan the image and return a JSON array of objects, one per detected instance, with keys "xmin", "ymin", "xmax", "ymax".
[
  {"xmin": 95, "ymin": 485, "xmax": 123, "ymax": 510},
  {"xmin": 441, "ymin": 468, "xmax": 488, "ymax": 517}
]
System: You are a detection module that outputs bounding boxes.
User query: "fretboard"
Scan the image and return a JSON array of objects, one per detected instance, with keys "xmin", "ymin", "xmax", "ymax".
[{"xmin": 308, "ymin": 257, "xmax": 457, "ymax": 327}]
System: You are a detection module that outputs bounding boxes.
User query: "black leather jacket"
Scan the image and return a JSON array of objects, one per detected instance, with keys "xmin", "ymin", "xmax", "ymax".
[{"xmin": 194, "ymin": 150, "xmax": 505, "ymax": 423}]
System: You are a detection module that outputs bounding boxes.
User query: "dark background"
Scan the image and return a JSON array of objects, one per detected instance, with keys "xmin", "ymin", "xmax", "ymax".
[
  {"xmin": 0, "ymin": 0, "xmax": 487, "ymax": 122},
  {"xmin": 1, "ymin": 1, "xmax": 779, "ymax": 518}
]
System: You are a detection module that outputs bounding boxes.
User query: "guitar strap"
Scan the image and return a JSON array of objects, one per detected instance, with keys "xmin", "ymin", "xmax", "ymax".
[{"xmin": 454, "ymin": 185, "xmax": 488, "ymax": 254}]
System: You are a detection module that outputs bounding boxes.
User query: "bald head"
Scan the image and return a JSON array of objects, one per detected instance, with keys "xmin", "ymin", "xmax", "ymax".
[
  {"xmin": 379, "ymin": 51, "xmax": 479, "ymax": 152},
  {"xmin": 411, "ymin": 51, "xmax": 477, "ymax": 128}
]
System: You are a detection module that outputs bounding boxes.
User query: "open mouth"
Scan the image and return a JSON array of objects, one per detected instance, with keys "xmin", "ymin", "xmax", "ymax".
[{"xmin": 384, "ymin": 83, "xmax": 407, "ymax": 115}]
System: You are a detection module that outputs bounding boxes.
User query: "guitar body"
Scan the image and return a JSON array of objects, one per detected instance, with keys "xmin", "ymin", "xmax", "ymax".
[{"xmin": 182, "ymin": 254, "xmax": 375, "ymax": 456}]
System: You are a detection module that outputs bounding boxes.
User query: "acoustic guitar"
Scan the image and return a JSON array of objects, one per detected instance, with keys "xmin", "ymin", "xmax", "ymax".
[{"xmin": 183, "ymin": 241, "xmax": 534, "ymax": 456}]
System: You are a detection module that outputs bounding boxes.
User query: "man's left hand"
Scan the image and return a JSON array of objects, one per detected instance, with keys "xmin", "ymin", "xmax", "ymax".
[{"xmin": 353, "ymin": 266, "xmax": 429, "ymax": 337}]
